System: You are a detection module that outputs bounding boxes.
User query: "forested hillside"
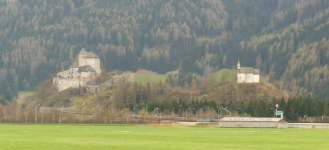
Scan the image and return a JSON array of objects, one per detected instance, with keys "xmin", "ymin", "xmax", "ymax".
[{"xmin": 1, "ymin": 0, "xmax": 329, "ymax": 103}]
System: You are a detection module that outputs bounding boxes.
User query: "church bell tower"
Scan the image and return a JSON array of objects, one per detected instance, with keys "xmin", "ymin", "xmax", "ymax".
[{"xmin": 237, "ymin": 60, "xmax": 240, "ymax": 70}]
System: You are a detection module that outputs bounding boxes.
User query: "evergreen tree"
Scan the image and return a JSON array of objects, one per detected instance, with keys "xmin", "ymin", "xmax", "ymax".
[
  {"xmin": 254, "ymin": 100, "xmax": 265, "ymax": 117},
  {"xmin": 278, "ymin": 97, "xmax": 287, "ymax": 112},
  {"xmin": 5, "ymin": 87, "xmax": 12, "ymax": 102},
  {"xmin": 247, "ymin": 100, "xmax": 254, "ymax": 116},
  {"xmin": 190, "ymin": 79, "xmax": 197, "ymax": 91},
  {"xmin": 157, "ymin": 55, "xmax": 167, "ymax": 74}
]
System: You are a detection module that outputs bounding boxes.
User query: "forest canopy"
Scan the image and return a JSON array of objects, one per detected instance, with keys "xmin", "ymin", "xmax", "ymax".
[{"xmin": 0, "ymin": 0, "xmax": 329, "ymax": 100}]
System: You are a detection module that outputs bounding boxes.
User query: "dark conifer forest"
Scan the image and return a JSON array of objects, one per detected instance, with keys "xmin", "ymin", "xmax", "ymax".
[{"xmin": 1, "ymin": 0, "xmax": 329, "ymax": 103}]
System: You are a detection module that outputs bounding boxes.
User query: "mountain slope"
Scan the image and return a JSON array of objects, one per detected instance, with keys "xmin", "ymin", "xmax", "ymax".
[{"xmin": 0, "ymin": 0, "xmax": 329, "ymax": 103}]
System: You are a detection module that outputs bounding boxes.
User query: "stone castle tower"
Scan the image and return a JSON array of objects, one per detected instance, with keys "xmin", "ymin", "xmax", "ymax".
[
  {"xmin": 78, "ymin": 48, "xmax": 101, "ymax": 76},
  {"xmin": 53, "ymin": 48, "xmax": 101, "ymax": 92},
  {"xmin": 53, "ymin": 48, "xmax": 124, "ymax": 93}
]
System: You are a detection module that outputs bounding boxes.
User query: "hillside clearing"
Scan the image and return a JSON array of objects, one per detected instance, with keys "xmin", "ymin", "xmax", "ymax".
[
  {"xmin": 17, "ymin": 91, "xmax": 34, "ymax": 103},
  {"xmin": 214, "ymin": 69, "xmax": 237, "ymax": 83},
  {"xmin": 111, "ymin": 69, "xmax": 177, "ymax": 84}
]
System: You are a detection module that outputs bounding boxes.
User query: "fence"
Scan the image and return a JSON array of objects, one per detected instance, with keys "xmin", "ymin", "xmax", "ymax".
[
  {"xmin": 303, "ymin": 116, "xmax": 329, "ymax": 122},
  {"xmin": 289, "ymin": 123, "xmax": 329, "ymax": 129}
]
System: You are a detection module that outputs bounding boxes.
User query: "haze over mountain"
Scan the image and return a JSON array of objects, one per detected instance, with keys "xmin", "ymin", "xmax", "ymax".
[{"xmin": 1, "ymin": 0, "xmax": 329, "ymax": 101}]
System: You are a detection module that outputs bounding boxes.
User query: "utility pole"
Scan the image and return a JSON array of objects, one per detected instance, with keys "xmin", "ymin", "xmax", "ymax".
[
  {"xmin": 24, "ymin": 108, "xmax": 29, "ymax": 123},
  {"xmin": 16, "ymin": 104, "xmax": 19, "ymax": 121},
  {"xmin": 193, "ymin": 108, "xmax": 197, "ymax": 122},
  {"xmin": 35, "ymin": 108, "xmax": 37, "ymax": 124},
  {"xmin": 180, "ymin": 105, "xmax": 184, "ymax": 119},
  {"xmin": 126, "ymin": 110, "xmax": 128, "ymax": 124},
  {"xmin": 41, "ymin": 110, "xmax": 44, "ymax": 124},
  {"xmin": 146, "ymin": 102, "xmax": 149, "ymax": 115},
  {"xmin": 35, "ymin": 104, "xmax": 40, "ymax": 124},
  {"xmin": 186, "ymin": 110, "xmax": 187, "ymax": 120}
]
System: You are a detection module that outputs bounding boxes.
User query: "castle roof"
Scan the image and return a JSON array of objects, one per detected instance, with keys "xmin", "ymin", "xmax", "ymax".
[
  {"xmin": 78, "ymin": 65, "xmax": 96, "ymax": 73},
  {"xmin": 79, "ymin": 48, "xmax": 99, "ymax": 58}
]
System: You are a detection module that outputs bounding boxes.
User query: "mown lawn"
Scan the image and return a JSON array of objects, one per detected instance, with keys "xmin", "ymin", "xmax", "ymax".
[{"xmin": 0, "ymin": 124, "xmax": 328, "ymax": 150}]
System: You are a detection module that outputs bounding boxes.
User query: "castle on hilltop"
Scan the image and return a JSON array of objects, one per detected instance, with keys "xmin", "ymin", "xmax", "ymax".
[
  {"xmin": 53, "ymin": 48, "xmax": 102, "ymax": 92},
  {"xmin": 237, "ymin": 60, "xmax": 260, "ymax": 83}
]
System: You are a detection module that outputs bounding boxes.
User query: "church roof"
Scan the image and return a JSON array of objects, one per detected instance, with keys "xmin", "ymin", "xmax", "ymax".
[
  {"xmin": 253, "ymin": 69, "xmax": 260, "ymax": 75},
  {"xmin": 79, "ymin": 48, "xmax": 99, "ymax": 58},
  {"xmin": 78, "ymin": 65, "xmax": 96, "ymax": 73},
  {"xmin": 238, "ymin": 67, "xmax": 254, "ymax": 74},
  {"xmin": 238, "ymin": 67, "xmax": 260, "ymax": 75}
]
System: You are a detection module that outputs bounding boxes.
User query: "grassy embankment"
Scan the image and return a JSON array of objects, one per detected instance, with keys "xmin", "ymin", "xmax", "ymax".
[{"xmin": 0, "ymin": 124, "xmax": 327, "ymax": 150}]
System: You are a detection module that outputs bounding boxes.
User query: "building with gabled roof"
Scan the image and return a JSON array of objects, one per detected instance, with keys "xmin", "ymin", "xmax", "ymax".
[
  {"xmin": 53, "ymin": 48, "xmax": 124, "ymax": 93},
  {"xmin": 78, "ymin": 48, "xmax": 101, "ymax": 75},
  {"xmin": 53, "ymin": 48, "xmax": 100, "ymax": 92},
  {"xmin": 237, "ymin": 60, "xmax": 260, "ymax": 83}
]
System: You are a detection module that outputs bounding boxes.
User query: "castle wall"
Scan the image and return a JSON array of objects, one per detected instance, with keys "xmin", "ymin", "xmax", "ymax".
[
  {"xmin": 53, "ymin": 78, "xmax": 79, "ymax": 91},
  {"xmin": 95, "ymin": 58, "xmax": 101, "ymax": 75},
  {"xmin": 70, "ymin": 68, "xmax": 78, "ymax": 72},
  {"xmin": 71, "ymin": 71, "xmax": 80, "ymax": 78},
  {"xmin": 78, "ymin": 55, "xmax": 87, "ymax": 67},
  {"xmin": 81, "ymin": 72, "xmax": 92, "ymax": 78},
  {"xmin": 57, "ymin": 70, "xmax": 71, "ymax": 78},
  {"xmin": 86, "ymin": 58, "xmax": 96, "ymax": 69},
  {"xmin": 54, "ymin": 76, "xmax": 124, "ymax": 93},
  {"xmin": 53, "ymin": 77, "xmax": 93, "ymax": 92},
  {"xmin": 86, "ymin": 85, "xmax": 100, "ymax": 94},
  {"xmin": 86, "ymin": 58, "xmax": 101, "ymax": 75}
]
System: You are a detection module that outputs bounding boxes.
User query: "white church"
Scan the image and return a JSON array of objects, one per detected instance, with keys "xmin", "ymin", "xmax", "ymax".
[{"xmin": 237, "ymin": 60, "xmax": 260, "ymax": 83}]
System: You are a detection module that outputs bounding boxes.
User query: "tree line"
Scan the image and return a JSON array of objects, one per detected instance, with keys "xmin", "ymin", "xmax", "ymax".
[
  {"xmin": 2, "ymin": 93, "xmax": 327, "ymax": 123},
  {"xmin": 122, "ymin": 94, "xmax": 329, "ymax": 121}
]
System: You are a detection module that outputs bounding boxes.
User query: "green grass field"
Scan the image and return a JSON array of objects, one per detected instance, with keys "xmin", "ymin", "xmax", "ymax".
[
  {"xmin": 0, "ymin": 124, "xmax": 328, "ymax": 150},
  {"xmin": 215, "ymin": 69, "xmax": 237, "ymax": 83},
  {"xmin": 17, "ymin": 91, "xmax": 35, "ymax": 96},
  {"xmin": 17, "ymin": 91, "xmax": 35, "ymax": 103},
  {"xmin": 135, "ymin": 74, "xmax": 167, "ymax": 84}
]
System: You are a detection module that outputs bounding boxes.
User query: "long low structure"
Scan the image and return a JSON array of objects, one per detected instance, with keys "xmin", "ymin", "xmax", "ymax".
[
  {"xmin": 219, "ymin": 117, "xmax": 288, "ymax": 128},
  {"xmin": 289, "ymin": 123, "xmax": 329, "ymax": 129}
]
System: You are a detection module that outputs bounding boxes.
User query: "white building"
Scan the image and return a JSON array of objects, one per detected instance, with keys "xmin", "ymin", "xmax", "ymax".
[
  {"xmin": 237, "ymin": 60, "xmax": 260, "ymax": 83},
  {"xmin": 218, "ymin": 117, "xmax": 288, "ymax": 128}
]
